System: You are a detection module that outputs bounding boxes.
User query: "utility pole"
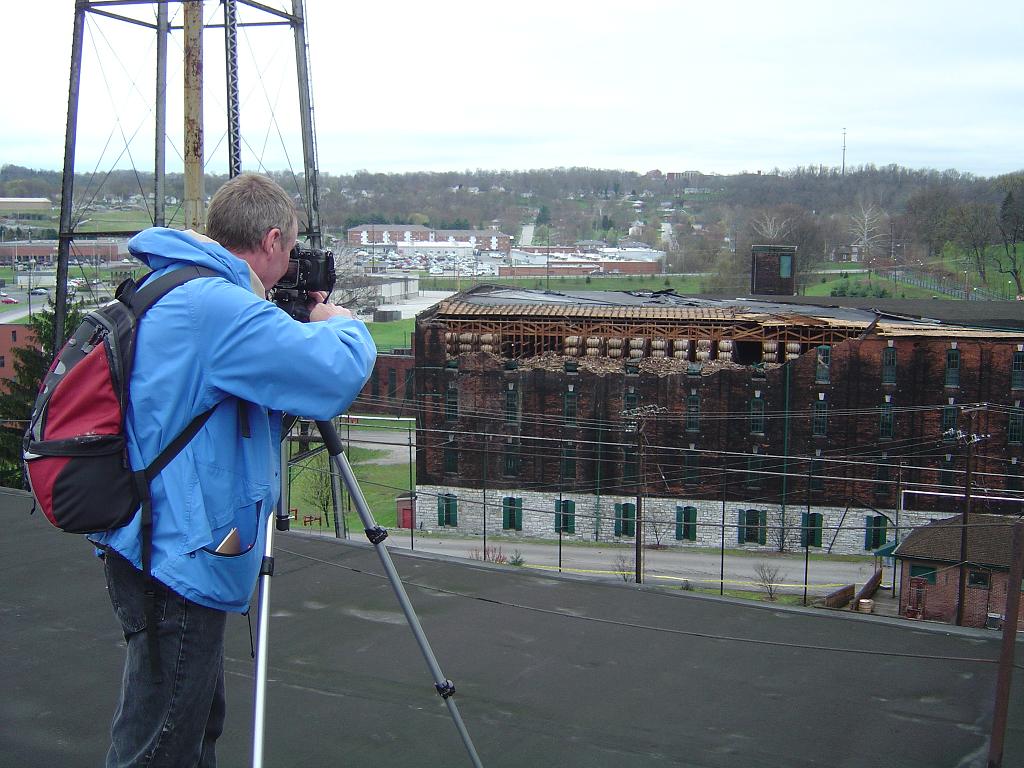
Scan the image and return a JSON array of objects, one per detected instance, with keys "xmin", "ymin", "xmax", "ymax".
[
  {"xmin": 623, "ymin": 405, "xmax": 645, "ymax": 584},
  {"xmin": 408, "ymin": 421, "xmax": 415, "ymax": 550},
  {"xmin": 482, "ymin": 434, "xmax": 488, "ymax": 561},
  {"xmin": 804, "ymin": 459, "xmax": 812, "ymax": 606},
  {"xmin": 558, "ymin": 438, "xmax": 564, "ymax": 573},
  {"xmin": 635, "ymin": 422, "xmax": 643, "ymax": 584},
  {"xmin": 987, "ymin": 519, "xmax": 1024, "ymax": 768},
  {"xmin": 954, "ymin": 407, "xmax": 989, "ymax": 626},
  {"xmin": 720, "ymin": 461, "xmax": 727, "ymax": 597},
  {"xmin": 623, "ymin": 405, "xmax": 664, "ymax": 585}
]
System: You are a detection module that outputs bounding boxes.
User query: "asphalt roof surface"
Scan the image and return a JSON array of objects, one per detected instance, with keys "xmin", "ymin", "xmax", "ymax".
[{"xmin": 4, "ymin": 489, "xmax": 1023, "ymax": 768}]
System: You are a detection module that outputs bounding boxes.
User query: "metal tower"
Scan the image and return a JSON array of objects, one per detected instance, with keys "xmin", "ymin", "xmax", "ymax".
[{"xmin": 54, "ymin": 0, "xmax": 322, "ymax": 352}]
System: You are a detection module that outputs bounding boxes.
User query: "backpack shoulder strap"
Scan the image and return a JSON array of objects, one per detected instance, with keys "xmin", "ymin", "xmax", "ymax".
[
  {"xmin": 118, "ymin": 265, "xmax": 223, "ymax": 476},
  {"xmin": 123, "ymin": 265, "xmax": 222, "ymax": 318}
]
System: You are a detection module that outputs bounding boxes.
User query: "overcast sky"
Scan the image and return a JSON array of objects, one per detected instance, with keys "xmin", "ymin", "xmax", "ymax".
[{"xmin": 6, "ymin": 0, "xmax": 1023, "ymax": 178}]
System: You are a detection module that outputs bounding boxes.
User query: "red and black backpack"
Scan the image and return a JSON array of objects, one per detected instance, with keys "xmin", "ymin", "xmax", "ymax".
[{"xmin": 23, "ymin": 265, "xmax": 220, "ymax": 535}]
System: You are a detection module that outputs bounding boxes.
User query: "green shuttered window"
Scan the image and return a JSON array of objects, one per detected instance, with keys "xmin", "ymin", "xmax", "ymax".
[
  {"xmin": 437, "ymin": 494, "xmax": 458, "ymax": 527},
  {"xmin": 502, "ymin": 497, "xmax": 523, "ymax": 531},
  {"xmin": 554, "ymin": 499, "xmax": 576, "ymax": 533},
  {"xmin": 675, "ymin": 505, "xmax": 697, "ymax": 541},
  {"xmin": 614, "ymin": 503, "xmax": 636, "ymax": 537}
]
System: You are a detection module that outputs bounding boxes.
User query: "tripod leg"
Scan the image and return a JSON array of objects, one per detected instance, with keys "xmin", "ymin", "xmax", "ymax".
[
  {"xmin": 315, "ymin": 421, "xmax": 484, "ymax": 768},
  {"xmin": 251, "ymin": 439, "xmax": 289, "ymax": 768},
  {"xmin": 329, "ymin": 451, "xmax": 345, "ymax": 539}
]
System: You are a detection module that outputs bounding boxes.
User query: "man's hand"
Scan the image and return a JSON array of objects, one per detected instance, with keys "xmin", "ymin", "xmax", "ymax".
[{"xmin": 306, "ymin": 292, "xmax": 353, "ymax": 322}]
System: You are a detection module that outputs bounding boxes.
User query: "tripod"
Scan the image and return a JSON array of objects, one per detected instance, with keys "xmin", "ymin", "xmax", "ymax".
[{"xmin": 251, "ymin": 418, "xmax": 484, "ymax": 768}]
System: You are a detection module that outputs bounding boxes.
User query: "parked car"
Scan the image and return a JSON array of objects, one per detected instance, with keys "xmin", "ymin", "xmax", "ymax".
[
  {"xmin": 30, "ymin": 288, "xmax": 49, "ymax": 295},
  {"xmin": 1, "ymin": 297, "xmax": 18, "ymax": 304}
]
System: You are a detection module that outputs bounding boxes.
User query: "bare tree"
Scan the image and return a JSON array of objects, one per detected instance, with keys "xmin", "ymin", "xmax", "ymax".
[
  {"xmin": 301, "ymin": 450, "xmax": 334, "ymax": 528},
  {"xmin": 995, "ymin": 177, "xmax": 1024, "ymax": 294},
  {"xmin": 331, "ymin": 246, "xmax": 383, "ymax": 311},
  {"xmin": 766, "ymin": 510, "xmax": 803, "ymax": 553},
  {"xmin": 847, "ymin": 202, "xmax": 888, "ymax": 263},
  {"xmin": 750, "ymin": 211, "xmax": 793, "ymax": 242},
  {"xmin": 905, "ymin": 186, "xmax": 956, "ymax": 260},
  {"xmin": 754, "ymin": 562, "xmax": 785, "ymax": 601},
  {"xmin": 951, "ymin": 201, "xmax": 998, "ymax": 282},
  {"xmin": 646, "ymin": 512, "xmax": 673, "ymax": 549},
  {"xmin": 614, "ymin": 553, "xmax": 634, "ymax": 582}
]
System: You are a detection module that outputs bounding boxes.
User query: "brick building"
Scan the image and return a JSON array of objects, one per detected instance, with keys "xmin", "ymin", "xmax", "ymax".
[
  {"xmin": 0, "ymin": 239, "xmax": 123, "ymax": 266},
  {"xmin": 413, "ymin": 287, "xmax": 1024, "ymax": 554},
  {"xmin": 353, "ymin": 351, "xmax": 416, "ymax": 417},
  {"xmin": 0, "ymin": 324, "xmax": 36, "ymax": 381},
  {"xmin": 750, "ymin": 244, "xmax": 797, "ymax": 295},
  {"xmin": 894, "ymin": 514, "xmax": 1023, "ymax": 629}
]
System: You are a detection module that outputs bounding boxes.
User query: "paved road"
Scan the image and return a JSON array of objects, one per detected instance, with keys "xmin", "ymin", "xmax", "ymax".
[
  {"xmin": 387, "ymin": 534, "xmax": 883, "ymax": 594},
  {"xmin": 336, "ymin": 426, "xmax": 415, "ymax": 464},
  {"xmin": 299, "ymin": 524, "xmax": 893, "ymax": 603}
]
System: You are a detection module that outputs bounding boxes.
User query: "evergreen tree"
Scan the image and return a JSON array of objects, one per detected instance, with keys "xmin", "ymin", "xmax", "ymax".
[{"xmin": 0, "ymin": 301, "xmax": 85, "ymax": 487}]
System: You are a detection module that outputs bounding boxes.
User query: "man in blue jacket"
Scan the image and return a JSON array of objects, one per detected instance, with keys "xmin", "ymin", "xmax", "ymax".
[{"xmin": 94, "ymin": 173, "xmax": 376, "ymax": 767}]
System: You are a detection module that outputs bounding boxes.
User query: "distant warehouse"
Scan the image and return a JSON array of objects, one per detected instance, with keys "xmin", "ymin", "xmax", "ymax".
[
  {"xmin": 0, "ymin": 198, "xmax": 53, "ymax": 216},
  {"xmin": 346, "ymin": 224, "xmax": 512, "ymax": 254}
]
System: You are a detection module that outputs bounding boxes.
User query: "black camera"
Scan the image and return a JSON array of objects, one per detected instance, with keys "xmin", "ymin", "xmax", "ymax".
[{"xmin": 270, "ymin": 243, "xmax": 336, "ymax": 321}]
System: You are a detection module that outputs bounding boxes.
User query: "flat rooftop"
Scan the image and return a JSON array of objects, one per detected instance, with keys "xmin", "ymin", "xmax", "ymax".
[{"xmin": 4, "ymin": 489, "xmax": 1023, "ymax": 767}]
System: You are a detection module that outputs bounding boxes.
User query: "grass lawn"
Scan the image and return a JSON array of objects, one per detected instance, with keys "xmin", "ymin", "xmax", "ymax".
[
  {"xmin": 74, "ymin": 209, "xmax": 188, "ymax": 232},
  {"xmin": 804, "ymin": 275, "xmax": 952, "ymax": 300},
  {"xmin": 288, "ymin": 445, "xmax": 413, "ymax": 533},
  {"xmin": 691, "ymin": 587, "xmax": 806, "ymax": 605},
  {"xmin": 367, "ymin": 318, "xmax": 414, "ymax": 351}
]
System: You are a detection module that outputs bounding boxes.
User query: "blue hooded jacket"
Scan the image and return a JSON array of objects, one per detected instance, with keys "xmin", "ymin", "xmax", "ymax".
[{"xmin": 91, "ymin": 228, "xmax": 376, "ymax": 612}]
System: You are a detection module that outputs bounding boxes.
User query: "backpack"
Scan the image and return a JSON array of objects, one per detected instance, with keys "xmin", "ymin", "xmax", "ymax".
[
  {"xmin": 22, "ymin": 264, "xmax": 220, "ymax": 680},
  {"xmin": 23, "ymin": 264, "xmax": 220, "ymax": 534}
]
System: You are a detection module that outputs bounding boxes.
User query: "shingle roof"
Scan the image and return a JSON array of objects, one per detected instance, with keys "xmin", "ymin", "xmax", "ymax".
[{"xmin": 893, "ymin": 513, "xmax": 1023, "ymax": 568}]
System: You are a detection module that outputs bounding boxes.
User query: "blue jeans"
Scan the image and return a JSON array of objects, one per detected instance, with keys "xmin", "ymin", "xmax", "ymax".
[{"xmin": 104, "ymin": 552, "xmax": 227, "ymax": 768}]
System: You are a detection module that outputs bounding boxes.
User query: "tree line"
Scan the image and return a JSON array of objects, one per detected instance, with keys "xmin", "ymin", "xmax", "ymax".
[{"xmin": 3, "ymin": 162, "xmax": 1023, "ymax": 292}]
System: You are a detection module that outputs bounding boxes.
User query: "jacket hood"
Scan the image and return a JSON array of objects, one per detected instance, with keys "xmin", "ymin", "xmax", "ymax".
[{"xmin": 128, "ymin": 228, "xmax": 252, "ymax": 289}]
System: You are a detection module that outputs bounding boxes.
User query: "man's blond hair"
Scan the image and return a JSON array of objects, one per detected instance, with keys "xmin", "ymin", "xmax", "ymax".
[{"xmin": 206, "ymin": 173, "xmax": 298, "ymax": 253}]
